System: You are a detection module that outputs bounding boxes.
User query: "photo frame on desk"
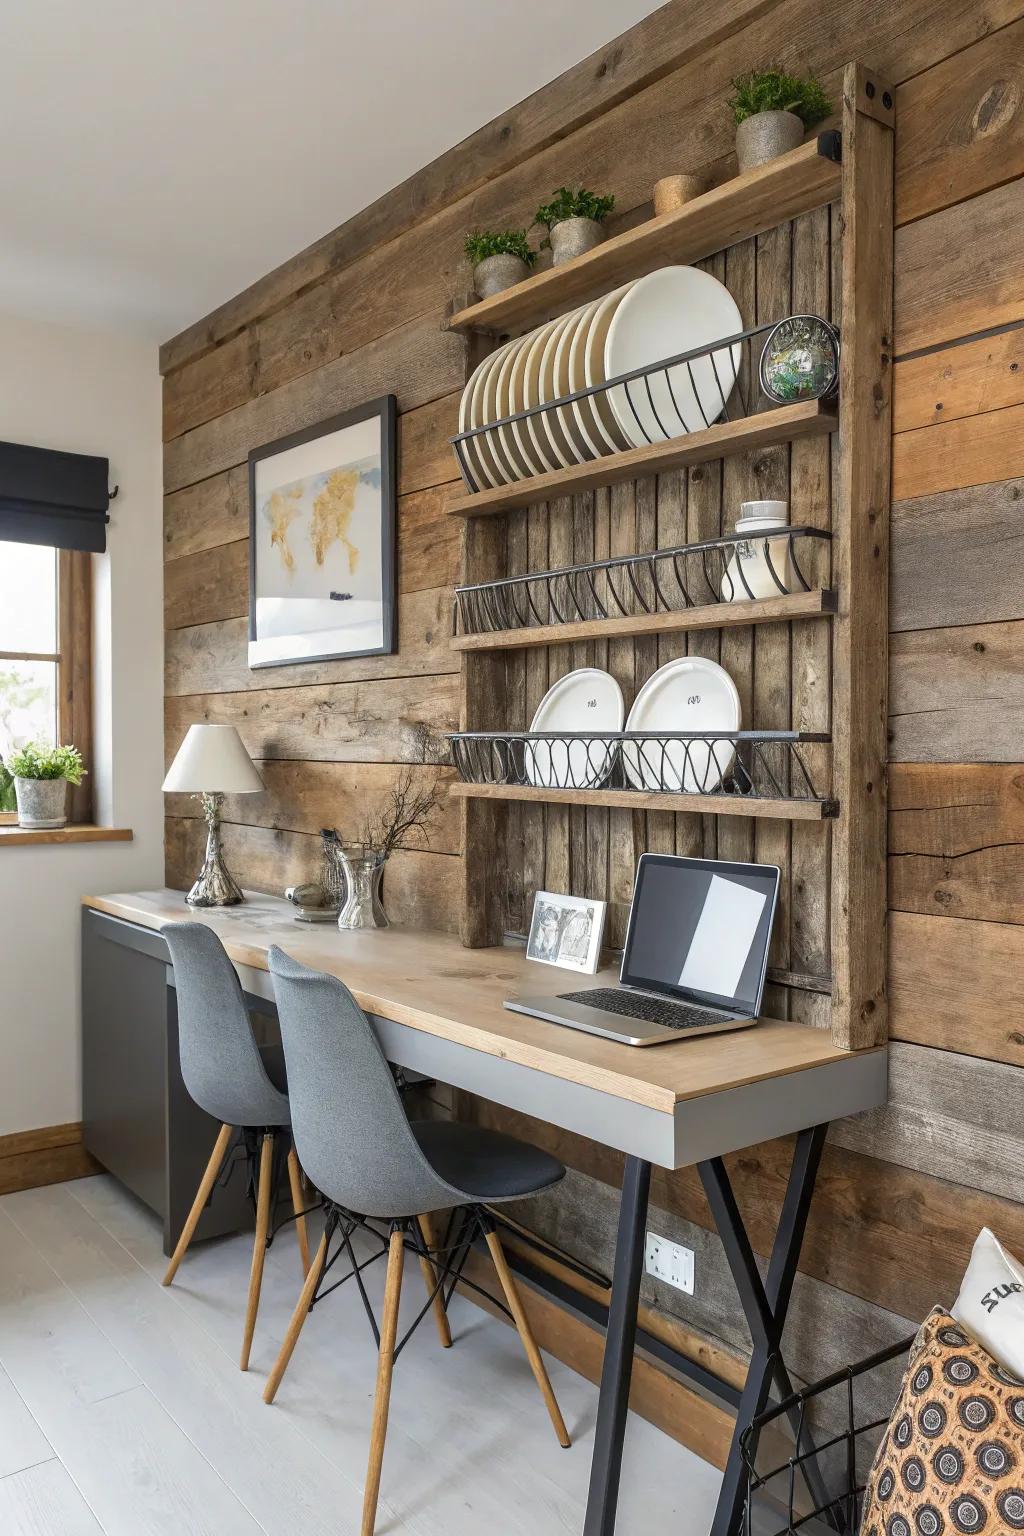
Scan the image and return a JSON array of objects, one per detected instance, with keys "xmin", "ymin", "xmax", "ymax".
[
  {"xmin": 526, "ymin": 890, "xmax": 607, "ymax": 974},
  {"xmin": 247, "ymin": 395, "xmax": 397, "ymax": 668}
]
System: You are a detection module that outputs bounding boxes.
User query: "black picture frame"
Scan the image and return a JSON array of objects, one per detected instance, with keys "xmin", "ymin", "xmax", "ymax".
[{"xmin": 247, "ymin": 394, "xmax": 397, "ymax": 668}]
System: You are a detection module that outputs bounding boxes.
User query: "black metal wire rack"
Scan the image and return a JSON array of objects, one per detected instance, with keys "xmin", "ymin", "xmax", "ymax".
[
  {"xmin": 449, "ymin": 316, "xmax": 838, "ymax": 495},
  {"xmin": 452, "ymin": 527, "xmax": 833, "ymax": 637},
  {"xmin": 742, "ymin": 1334, "xmax": 915, "ymax": 1536},
  {"xmin": 447, "ymin": 729, "xmax": 835, "ymax": 809}
]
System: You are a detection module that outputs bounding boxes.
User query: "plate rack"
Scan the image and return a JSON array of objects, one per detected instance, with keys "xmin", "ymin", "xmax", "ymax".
[{"xmin": 449, "ymin": 63, "xmax": 893, "ymax": 1053}]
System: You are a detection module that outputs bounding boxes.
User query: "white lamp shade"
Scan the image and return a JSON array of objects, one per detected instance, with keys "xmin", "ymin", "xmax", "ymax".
[{"xmin": 162, "ymin": 724, "xmax": 264, "ymax": 794}]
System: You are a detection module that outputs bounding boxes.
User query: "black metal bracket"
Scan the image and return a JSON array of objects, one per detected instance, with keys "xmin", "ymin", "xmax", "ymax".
[{"xmin": 817, "ymin": 130, "xmax": 843, "ymax": 163}]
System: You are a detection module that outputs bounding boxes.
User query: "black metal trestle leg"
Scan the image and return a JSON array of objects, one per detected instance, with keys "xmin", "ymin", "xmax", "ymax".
[
  {"xmin": 701, "ymin": 1123, "xmax": 832, "ymax": 1536},
  {"xmin": 583, "ymin": 1155, "xmax": 651, "ymax": 1536}
]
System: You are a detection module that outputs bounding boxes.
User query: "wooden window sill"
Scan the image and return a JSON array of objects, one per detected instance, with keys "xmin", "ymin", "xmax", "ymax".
[{"xmin": 0, "ymin": 824, "xmax": 133, "ymax": 847}]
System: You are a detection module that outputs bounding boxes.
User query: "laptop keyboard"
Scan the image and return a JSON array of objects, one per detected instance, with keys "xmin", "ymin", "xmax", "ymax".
[{"xmin": 557, "ymin": 988, "xmax": 734, "ymax": 1032}]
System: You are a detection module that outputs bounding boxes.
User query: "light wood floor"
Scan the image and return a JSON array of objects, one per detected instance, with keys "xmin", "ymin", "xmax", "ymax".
[{"xmin": 0, "ymin": 1175, "xmax": 722, "ymax": 1535}]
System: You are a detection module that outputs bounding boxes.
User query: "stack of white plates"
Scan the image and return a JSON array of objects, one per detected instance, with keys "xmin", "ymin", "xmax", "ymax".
[{"xmin": 457, "ymin": 266, "xmax": 744, "ymax": 490}]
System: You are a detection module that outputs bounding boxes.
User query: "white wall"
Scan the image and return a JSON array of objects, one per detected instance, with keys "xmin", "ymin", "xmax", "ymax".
[{"xmin": 0, "ymin": 309, "xmax": 164, "ymax": 1135}]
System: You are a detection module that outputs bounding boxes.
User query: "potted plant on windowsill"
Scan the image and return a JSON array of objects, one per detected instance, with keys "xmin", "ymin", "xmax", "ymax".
[
  {"xmin": 534, "ymin": 186, "xmax": 615, "ymax": 266},
  {"xmin": 465, "ymin": 229, "xmax": 537, "ymax": 299},
  {"xmin": 9, "ymin": 742, "xmax": 86, "ymax": 830},
  {"xmin": 728, "ymin": 68, "xmax": 831, "ymax": 173}
]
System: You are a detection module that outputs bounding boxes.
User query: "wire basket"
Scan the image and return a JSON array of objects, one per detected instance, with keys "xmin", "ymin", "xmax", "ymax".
[
  {"xmin": 450, "ymin": 315, "xmax": 839, "ymax": 495},
  {"xmin": 453, "ymin": 528, "xmax": 833, "ymax": 636},
  {"xmin": 448, "ymin": 730, "xmax": 835, "ymax": 808},
  {"xmin": 743, "ymin": 1334, "xmax": 915, "ymax": 1536}
]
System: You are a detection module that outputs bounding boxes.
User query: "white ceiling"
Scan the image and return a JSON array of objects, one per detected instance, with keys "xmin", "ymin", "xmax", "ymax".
[{"xmin": 0, "ymin": 0, "xmax": 660, "ymax": 342}]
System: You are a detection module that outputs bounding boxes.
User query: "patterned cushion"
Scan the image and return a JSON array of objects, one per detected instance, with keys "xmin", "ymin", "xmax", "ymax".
[{"xmin": 862, "ymin": 1307, "xmax": 1024, "ymax": 1536}]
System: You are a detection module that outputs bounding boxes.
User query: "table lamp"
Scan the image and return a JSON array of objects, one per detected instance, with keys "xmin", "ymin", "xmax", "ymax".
[{"xmin": 162, "ymin": 724, "xmax": 264, "ymax": 907}]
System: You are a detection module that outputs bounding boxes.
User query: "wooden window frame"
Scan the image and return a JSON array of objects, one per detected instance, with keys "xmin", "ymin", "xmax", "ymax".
[{"xmin": 0, "ymin": 548, "xmax": 92, "ymax": 825}]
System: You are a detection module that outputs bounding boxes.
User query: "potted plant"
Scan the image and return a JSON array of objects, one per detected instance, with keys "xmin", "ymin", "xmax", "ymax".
[
  {"xmin": 728, "ymin": 68, "xmax": 831, "ymax": 172},
  {"xmin": 464, "ymin": 229, "xmax": 536, "ymax": 299},
  {"xmin": 8, "ymin": 742, "xmax": 86, "ymax": 829},
  {"xmin": 534, "ymin": 186, "xmax": 616, "ymax": 266},
  {"xmin": 336, "ymin": 770, "xmax": 441, "ymax": 929},
  {"xmin": 0, "ymin": 755, "xmax": 14, "ymax": 815}
]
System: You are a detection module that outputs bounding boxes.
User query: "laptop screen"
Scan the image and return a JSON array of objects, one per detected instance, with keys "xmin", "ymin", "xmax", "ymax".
[{"xmin": 619, "ymin": 855, "xmax": 780, "ymax": 1015}]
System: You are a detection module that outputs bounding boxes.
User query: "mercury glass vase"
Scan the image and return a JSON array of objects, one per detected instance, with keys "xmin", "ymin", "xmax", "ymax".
[{"xmin": 338, "ymin": 845, "xmax": 389, "ymax": 930}]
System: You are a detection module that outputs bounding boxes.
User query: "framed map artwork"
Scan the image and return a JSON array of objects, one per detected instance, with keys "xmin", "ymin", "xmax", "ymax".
[{"xmin": 247, "ymin": 396, "xmax": 397, "ymax": 667}]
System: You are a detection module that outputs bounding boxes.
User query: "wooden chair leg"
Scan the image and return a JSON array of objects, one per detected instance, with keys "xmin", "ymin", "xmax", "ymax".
[
  {"xmin": 484, "ymin": 1227, "xmax": 570, "ymax": 1448},
  {"xmin": 287, "ymin": 1145, "xmax": 311, "ymax": 1278},
  {"xmin": 162, "ymin": 1122, "xmax": 234, "ymax": 1287},
  {"xmin": 264, "ymin": 1226, "xmax": 329, "ymax": 1405},
  {"xmin": 416, "ymin": 1214, "xmax": 452, "ymax": 1349},
  {"xmin": 361, "ymin": 1227, "xmax": 406, "ymax": 1536},
  {"xmin": 240, "ymin": 1132, "xmax": 275, "ymax": 1372}
]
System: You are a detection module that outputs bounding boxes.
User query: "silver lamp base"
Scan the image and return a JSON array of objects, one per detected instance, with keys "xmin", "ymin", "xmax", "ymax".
[{"xmin": 186, "ymin": 793, "xmax": 245, "ymax": 907}]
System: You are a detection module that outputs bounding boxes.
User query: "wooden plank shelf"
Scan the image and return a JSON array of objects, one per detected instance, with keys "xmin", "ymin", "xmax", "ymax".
[
  {"xmin": 449, "ymin": 781, "xmax": 836, "ymax": 822},
  {"xmin": 451, "ymin": 589, "xmax": 837, "ymax": 652},
  {"xmin": 447, "ymin": 134, "xmax": 842, "ymax": 337},
  {"xmin": 449, "ymin": 400, "xmax": 838, "ymax": 518}
]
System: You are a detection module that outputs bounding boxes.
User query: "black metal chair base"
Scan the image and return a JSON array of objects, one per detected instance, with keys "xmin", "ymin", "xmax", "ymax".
[{"xmin": 583, "ymin": 1124, "xmax": 831, "ymax": 1536}]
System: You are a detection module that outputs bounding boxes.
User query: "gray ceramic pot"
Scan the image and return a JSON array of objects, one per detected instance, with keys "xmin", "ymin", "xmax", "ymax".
[
  {"xmin": 549, "ymin": 216, "xmax": 604, "ymax": 266},
  {"xmin": 735, "ymin": 110, "xmax": 804, "ymax": 172},
  {"xmin": 473, "ymin": 253, "xmax": 530, "ymax": 299},
  {"xmin": 14, "ymin": 776, "xmax": 68, "ymax": 829}
]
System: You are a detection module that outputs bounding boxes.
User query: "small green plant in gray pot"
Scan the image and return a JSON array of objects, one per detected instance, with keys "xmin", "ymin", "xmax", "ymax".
[
  {"xmin": 729, "ymin": 69, "xmax": 831, "ymax": 173},
  {"xmin": 465, "ymin": 229, "xmax": 536, "ymax": 299},
  {"xmin": 535, "ymin": 187, "xmax": 615, "ymax": 266},
  {"xmin": 9, "ymin": 742, "xmax": 86, "ymax": 829}
]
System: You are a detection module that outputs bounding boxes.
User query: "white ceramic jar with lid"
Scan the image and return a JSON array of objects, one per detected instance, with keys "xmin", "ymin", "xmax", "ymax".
[{"xmin": 722, "ymin": 499, "xmax": 798, "ymax": 601}]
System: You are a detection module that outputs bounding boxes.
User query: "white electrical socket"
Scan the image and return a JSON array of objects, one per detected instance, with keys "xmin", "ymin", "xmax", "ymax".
[{"xmin": 645, "ymin": 1230, "xmax": 695, "ymax": 1294}]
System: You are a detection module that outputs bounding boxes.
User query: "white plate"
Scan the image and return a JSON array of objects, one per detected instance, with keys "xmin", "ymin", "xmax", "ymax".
[
  {"xmin": 458, "ymin": 348, "xmax": 498, "ymax": 490},
  {"xmin": 515, "ymin": 319, "xmax": 561, "ymax": 474},
  {"xmin": 526, "ymin": 667, "xmax": 624, "ymax": 788},
  {"xmin": 535, "ymin": 311, "xmax": 582, "ymax": 469},
  {"xmin": 605, "ymin": 266, "xmax": 743, "ymax": 448},
  {"xmin": 493, "ymin": 334, "xmax": 536, "ymax": 481},
  {"xmin": 552, "ymin": 308, "xmax": 598, "ymax": 464},
  {"xmin": 467, "ymin": 340, "xmax": 515, "ymax": 488},
  {"xmin": 583, "ymin": 283, "xmax": 635, "ymax": 452},
  {"xmin": 478, "ymin": 340, "xmax": 523, "ymax": 485},
  {"xmin": 568, "ymin": 297, "xmax": 617, "ymax": 458},
  {"xmin": 622, "ymin": 657, "xmax": 741, "ymax": 793}
]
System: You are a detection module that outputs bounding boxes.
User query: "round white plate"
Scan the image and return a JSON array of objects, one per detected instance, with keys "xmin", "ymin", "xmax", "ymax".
[
  {"xmin": 493, "ymin": 334, "xmax": 536, "ymax": 481},
  {"xmin": 468, "ymin": 340, "xmax": 515, "ymax": 488},
  {"xmin": 458, "ymin": 348, "xmax": 497, "ymax": 490},
  {"xmin": 583, "ymin": 283, "xmax": 635, "ymax": 453},
  {"xmin": 515, "ymin": 319, "xmax": 561, "ymax": 474},
  {"xmin": 526, "ymin": 667, "xmax": 624, "ymax": 788},
  {"xmin": 605, "ymin": 266, "xmax": 743, "ymax": 448},
  {"xmin": 478, "ymin": 340, "xmax": 522, "ymax": 485},
  {"xmin": 568, "ymin": 297, "xmax": 617, "ymax": 458},
  {"xmin": 622, "ymin": 657, "xmax": 741, "ymax": 793},
  {"xmin": 535, "ymin": 311, "xmax": 582, "ymax": 469},
  {"xmin": 552, "ymin": 308, "xmax": 597, "ymax": 464}
]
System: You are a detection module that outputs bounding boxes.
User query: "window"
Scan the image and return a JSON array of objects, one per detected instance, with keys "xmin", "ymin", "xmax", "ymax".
[{"xmin": 0, "ymin": 541, "xmax": 92, "ymax": 822}]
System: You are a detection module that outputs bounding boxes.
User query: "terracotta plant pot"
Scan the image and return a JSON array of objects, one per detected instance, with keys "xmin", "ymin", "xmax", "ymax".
[
  {"xmin": 14, "ymin": 776, "xmax": 68, "ymax": 829},
  {"xmin": 548, "ymin": 216, "xmax": 604, "ymax": 266},
  {"xmin": 473, "ymin": 253, "xmax": 530, "ymax": 299},
  {"xmin": 735, "ymin": 109, "xmax": 804, "ymax": 172}
]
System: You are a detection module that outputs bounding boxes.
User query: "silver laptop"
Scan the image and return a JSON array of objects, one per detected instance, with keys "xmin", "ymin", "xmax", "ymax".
[{"xmin": 505, "ymin": 854, "xmax": 780, "ymax": 1046}]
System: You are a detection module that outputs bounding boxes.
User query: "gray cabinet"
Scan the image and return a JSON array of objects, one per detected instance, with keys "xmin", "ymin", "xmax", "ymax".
[{"xmin": 81, "ymin": 907, "xmax": 255, "ymax": 1255}]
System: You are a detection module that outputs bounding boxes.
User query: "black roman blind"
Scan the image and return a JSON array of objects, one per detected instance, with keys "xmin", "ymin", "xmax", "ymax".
[{"xmin": 0, "ymin": 439, "xmax": 111, "ymax": 553}]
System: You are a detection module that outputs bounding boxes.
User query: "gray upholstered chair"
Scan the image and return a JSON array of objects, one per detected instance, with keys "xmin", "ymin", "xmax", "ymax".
[
  {"xmin": 160, "ymin": 922, "xmax": 312, "ymax": 1371},
  {"xmin": 263, "ymin": 944, "xmax": 571, "ymax": 1536}
]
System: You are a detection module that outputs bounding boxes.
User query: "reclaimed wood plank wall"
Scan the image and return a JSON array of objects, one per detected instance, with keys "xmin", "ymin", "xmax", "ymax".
[{"xmin": 161, "ymin": 0, "xmax": 1024, "ymax": 1456}]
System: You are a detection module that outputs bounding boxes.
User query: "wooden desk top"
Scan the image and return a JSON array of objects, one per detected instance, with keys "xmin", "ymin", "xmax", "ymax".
[{"xmin": 83, "ymin": 889, "xmax": 880, "ymax": 1117}]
